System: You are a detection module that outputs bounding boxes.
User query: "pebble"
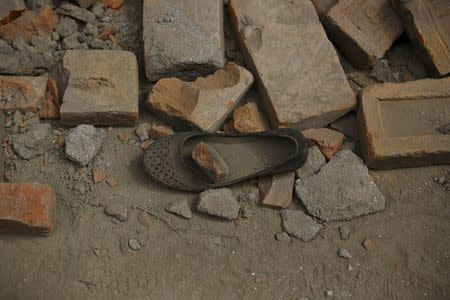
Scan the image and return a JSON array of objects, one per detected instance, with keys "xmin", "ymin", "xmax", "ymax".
[
  {"xmin": 325, "ymin": 290, "xmax": 334, "ymax": 297},
  {"xmin": 338, "ymin": 248, "xmax": 352, "ymax": 259},
  {"xmin": 104, "ymin": 203, "xmax": 128, "ymax": 222},
  {"xmin": 128, "ymin": 238, "xmax": 141, "ymax": 250},
  {"xmin": 135, "ymin": 123, "xmax": 151, "ymax": 141},
  {"xmin": 362, "ymin": 238, "xmax": 374, "ymax": 250},
  {"xmin": 339, "ymin": 225, "xmax": 350, "ymax": 240}
]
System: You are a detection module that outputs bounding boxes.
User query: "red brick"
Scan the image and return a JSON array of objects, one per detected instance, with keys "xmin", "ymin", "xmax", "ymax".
[
  {"xmin": 0, "ymin": 74, "xmax": 48, "ymax": 112},
  {"xmin": 358, "ymin": 78, "xmax": 450, "ymax": 169},
  {"xmin": 233, "ymin": 102, "xmax": 270, "ymax": 133},
  {"xmin": 324, "ymin": 0, "xmax": 402, "ymax": 69},
  {"xmin": 302, "ymin": 128, "xmax": 346, "ymax": 160},
  {"xmin": 0, "ymin": 182, "xmax": 56, "ymax": 235},
  {"xmin": 192, "ymin": 142, "xmax": 229, "ymax": 182},
  {"xmin": 258, "ymin": 172, "xmax": 295, "ymax": 209},
  {"xmin": 393, "ymin": 0, "xmax": 450, "ymax": 76}
]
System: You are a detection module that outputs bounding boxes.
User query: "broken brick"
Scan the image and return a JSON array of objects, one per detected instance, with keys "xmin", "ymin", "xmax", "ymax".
[
  {"xmin": 98, "ymin": 25, "xmax": 115, "ymax": 40},
  {"xmin": 147, "ymin": 62, "xmax": 253, "ymax": 132},
  {"xmin": 148, "ymin": 124, "xmax": 174, "ymax": 139},
  {"xmin": 324, "ymin": 0, "xmax": 403, "ymax": 69},
  {"xmin": 258, "ymin": 172, "xmax": 295, "ymax": 209},
  {"xmin": 101, "ymin": 0, "xmax": 124, "ymax": 9},
  {"xmin": 302, "ymin": 128, "xmax": 346, "ymax": 160},
  {"xmin": 59, "ymin": 50, "xmax": 139, "ymax": 126},
  {"xmin": 233, "ymin": 102, "xmax": 269, "ymax": 133},
  {"xmin": 393, "ymin": 0, "xmax": 450, "ymax": 76},
  {"xmin": 92, "ymin": 168, "xmax": 107, "ymax": 184},
  {"xmin": 358, "ymin": 77, "xmax": 450, "ymax": 169},
  {"xmin": 140, "ymin": 140, "xmax": 152, "ymax": 151},
  {"xmin": 192, "ymin": 142, "xmax": 229, "ymax": 182},
  {"xmin": 0, "ymin": 182, "xmax": 56, "ymax": 235},
  {"xmin": 228, "ymin": 0, "xmax": 356, "ymax": 130}
]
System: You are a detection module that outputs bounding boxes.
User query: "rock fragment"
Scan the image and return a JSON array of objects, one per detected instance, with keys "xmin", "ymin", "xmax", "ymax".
[
  {"xmin": 362, "ymin": 238, "xmax": 374, "ymax": 250},
  {"xmin": 192, "ymin": 142, "xmax": 229, "ymax": 182},
  {"xmin": 302, "ymin": 128, "xmax": 346, "ymax": 160},
  {"xmin": 324, "ymin": 0, "xmax": 403, "ymax": 68},
  {"xmin": 0, "ymin": 182, "xmax": 56, "ymax": 235},
  {"xmin": 135, "ymin": 123, "xmax": 151, "ymax": 141},
  {"xmin": 12, "ymin": 123, "xmax": 53, "ymax": 159},
  {"xmin": 55, "ymin": 3, "xmax": 96, "ymax": 24},
  {"xmin": 338, "ymin": 248, "xmax": 352, "ymax": 259},
  {"xmin": 339, "ymin": 225, "xmax": 350, "ymax": 240},
  {"xmin": 295, "ymin": 146, "xmax": 326, "ymax": 180},
  {"xmin": 258, "ymin": 172, "xmax": 295, "ymax": 209},
  {"xmin": 197, "ymin": 188, "xmax": 240, "ymax": 220},
  {"xmin": 148, "ymin": 124, "xmax": 174, "ymax": 139},
  {"xmin": 233, "ymin": 102, "xmax": 269, "ymax": 133},
  {"xmin": 104, "ymin": 203, "xmax": 128, "ymax": 222},
  {"xmin": 147, "ymin": 62, "xmax": 253, "ymax": 132},
  {"xmin": 128, "ymin": 238, "xmax": 141, "ymax": 250},
  {"xmin": 143, "ymin": 0, "xmax": 225, "ymax": 81},
  {"xmin": 59, "ymin": 50, "xmax": 139, "ymax": 126},
  {"xmin": 65, "ymin": 124, "xmax": 105, "ymax": 166},
  {"xmin": 55, "ymin": 16, "xmax": 79, "ymax": 38},
  {"xmin": 295, "ymin": 150, "xmax": 386, "ymax": 222},
  {"xmin": 75, "ymin": 0, "xmax": 98, "ymax": 9},
  {"xmin": 165, "ymin": 199, "xmax": 192, "ymax": 219},
  {"xmin": 280, "ymin": 209, "xmax": 323, "ymax": 242},
  {"xmin": 228, "ymin": 0, "xmax": 355, "ymax": 129},
  {"xmin": 101, "ymin": 0, "xmax": 124, "ymax": 9},
  {"xmin": 92, "ymin": 168, "xmax": 106, "ymax": 183}
]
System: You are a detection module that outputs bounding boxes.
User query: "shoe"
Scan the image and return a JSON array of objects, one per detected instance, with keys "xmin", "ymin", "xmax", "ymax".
[{"xmin": 143, "ymin": 128, "xmax": 308, "ymax": 192}]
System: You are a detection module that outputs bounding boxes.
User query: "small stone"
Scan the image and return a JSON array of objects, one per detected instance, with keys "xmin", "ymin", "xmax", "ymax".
[
  {"xmin": 325, "ymin": 290, "xmax": 334, "ymax": 298},
  {"xmin": 92, "ymin": 168, "xmax": 106, "ymax": 183},
  {"xmin": 140, "ymin": 140, "xmax": 152, "ymax": 151},
  {"xmin": 117, "ymin": 132, "xmax": 132, "ymax": 142},
  {"xmin": 165, "ymin": 199, "xmax": 192, "ymax": 219},
  {"xmin": 347, "ymin": 263, "xmax": 354, "ymax": 271},
  {"xmin": 128, "ymin": 238, "xmax": 141, "ymax": 250},
  {"xmin": 90, "ymin": 2, "xmax": 105, "ymax": 18},
  {"xmin": 338, "ymin": 248, "xmax": 352, "ymax": 259},
  {"xmin": 148, "ymin": 124, "xmax": 174, "ymax": 139},
  {"xmin": 197, "ymin": 188, "xmax": 240, "ymax": 220},
  {"xmin": 89, "ymin": 38, "xmax": 109, "ymax": 49},
  {"xmin": 106, "ymin": 177, "xmax": 118, "ymax": 188},
  {"xmin": 233, "ymin": 102, "xmax": 270, "ymax": 133},
  {"xmin": 275, "ymin": 232, "xmax": 291, "ymax": 243},
  {"xmin": 362, "ymin": 238, "xmax": 374, "ymax": 250},
  {"xmin": 56, "ymin": 3, "xmax": 96, "ymax": 24},
  {"xmin": 82, "ymin": 23, "xmax": 99, "ymax": 36},
  {"xmin": 104, "ymin": 203, "xmax": 128, "ymax": 222},
  {"xmin": 12, "ymin": 110, "xmax": 23, "ymax": 124},
  {"xmin": 339, "ymin": 225, "xmax": 350, "ymax": 240},
  {"xmin": 31, "ymin": 35, "xmax": 57, "ymax": 54},
  {"xmin": 280, "ymin": 209, "xmax": 322, "ymax": 242},
  {"xmin": 135, "ymin": 123, "xmax": 151, "ymax": 141},
  {"xmin": 192, "ymin": 142, "xmax": 229, "ymax": 182},
  {"xmin": 56, "ymin": 17, "xmax": 79, "ymax": 38},
  {"xmin": 295, "ymin": 146, "xmax": 326, "ymax": 180},
  {"xmin": 65, "ymin": 125, "xmax": 105, "ymax": 166},
  {"xmin": 12, "ymin": 123, "xmax": 53, "ymax": 160}
]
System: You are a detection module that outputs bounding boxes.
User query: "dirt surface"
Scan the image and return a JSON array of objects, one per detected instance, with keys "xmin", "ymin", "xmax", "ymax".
[{"xmin": 1, "ymin": 1, "xmax": 449, "ymax": 299}]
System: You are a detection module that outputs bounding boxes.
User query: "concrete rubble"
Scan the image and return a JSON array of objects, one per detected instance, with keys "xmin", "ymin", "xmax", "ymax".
[
  {"xmin": 197, "ymin": 188, "xmax": 240, "ymax": 220},
  {"xmin": 65, "ymin": 124, "xmax": 105, "ymax": 166},
  {"xmin": 12, "ymin": 123, "xmax": 53, "ymax": 159},
  {"xmin": 280, "ymin": 209, "xmax": 323, "ymax": 242},
  {"xmin": 165, "ymin": 199, "xmax": 192, "ymax": 219}
]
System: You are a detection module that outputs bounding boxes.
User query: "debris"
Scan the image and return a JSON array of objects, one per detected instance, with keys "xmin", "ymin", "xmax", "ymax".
[
  {"xmin": 55, "ymin": 16, "xmax": 79, "ymax": 38},
  {"xmin": 275, "ymin": 232, "xmax": 291, "ymax": 243},
  {"xmin": 106, "ymin": 177, "xmax": 118, "ymax": 188},
  {"xmin": 359, "ymin": 78, "xmax": 450, "ymax": 169},
  {"xmin": 148, "ymin": 123, "xmax": 174, "ymax": 139},
  {"xmin": 295, "ymin": 150, "xmax": 386, "ymax": 222},
  {"xmin": 280, "ymin": 209, "xmax": 323, "ymax": 242},
  {"xmin": 302, "ymin": 128, "xmax": 346, "ymax": 160},
  {"xmin": 135, "ymin": 123, "xmax": 151, "ymax": 141},
  {"xmin": 12, "ymin": 123, "xmax": 53, "ymax": 160},
  {"xmin": 75, "ymin": 0, "xmax": 98, "ymax": 9},
  {"xmin": 337, "ymin": 248, "xmax": 352, "ymax": 259},
  {"xmin": 330, "ymin": 112, "xmax": 359, "ymax": 141},
  {"xmin": 165, "ymin": 199, "xmax": 192, "ymax": 219},
  {"xmin": 197, "ymin": 188, "xmax": 240, "ymax": 220},
  {"xmin": 324, "ymin": 0, "xmax": 403, "ymax": 68},
  {"xmin": 104, "ymin": 203, "xmax": 128, "ymax": 222},
  {"xmin": 339, "ymin": 225, "xmax": 350, "ymax": 240},
  {"xmin": 140, "ymin": 140, "xmax": 152, "ymax": 151},
  {"xmin": 362, "ymin": 238, "xmax": 374, "ymax": 250},
  {"xmin": 147, "ymin": 62, "xmax": 253, "ymax": 132},
  {"xmin": 55, "ymin": 3, "xmax": 96, "ymax": 24},
  {"xmin": 128, "ymin": 238, "xmax": 141, "ymax": 250},
  {"xmin": 192, "ymin": 142, "xmax": 229, "ymax": 182},
  {"xmin": 143, "ymin": 0, "xmax": 225, "ymax": 80},
  {"xmin": 295, "ymin": 146, "xmax": 326, "ymax": 180},
  {"xmin": 258, "ymin": 172, "xmax": 295, "ymax": 209},
  {"xmin": 117, "ymin": 132, "xmax": 132, "ymax": 142},
  {"xmin": 228, "ymin": 0, "xmax": 356, "ymax": 129},
  {"xmin": 0, "ymin": 182, "xmax": 56, "ymax": 235},
  {"xmin": 233, "ymin": 102, "xmax": 270, "ymax": 133},
  {"xmin": 59, "ymin": 50, "xmax": 139, "ymax": 126},
  {"xmin": 65, "ymin": 124, "xmax": 105, "ymax": 166},
  {"xmin": 92, "ymin": 168, "xmax": 106, "ymax": 184},
  {"xmin": 325, "ymin": 290, "xmax": 334, "ymax": 298},
  {"xmin": 101, "ymin": 0, "xmax": 124, "ymax": 10},
  {"xmin": 393, "ymin": 0, "xmax": 450, "ymax": 76}
]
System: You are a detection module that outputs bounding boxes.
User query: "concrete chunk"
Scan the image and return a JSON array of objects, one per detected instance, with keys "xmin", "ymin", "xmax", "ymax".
[
  {"xmin": 197, "ymin": 188, "xmax": 240, "ymax": 220},
  {"xmin": 393, "ymin": 0, "xmax": 450, "ymax": 76},
  {"xmin": 12, "ymin": 123, "xmax": 53, "ymax": 160},
  {"xmin": 143, "ymin": 0, "xmax": 225, "ymax": 81},
  {"xmin": 65, "ymin": 124, "xmax": 105, "ymax": 166},
  {"xmin": 280, "ymin": 209, "xmax": 323, "ymax": 242},
  {"xmin": 147, "ymin": 62, "xmax": 253, "ymax": 132},
  {"xmin": 228, "ymin": 0, "xmax": 356, "ymax": 130},
  {"xmin": 59, "ymin": 50, "xmax": 139, "ymax": 126},
  {"xmin": 295, "ymin": 150, "xmax": 386, "ymax": 222},
  {"xmin": 324, "ymin": 0, "xmax": 403, "ymax": 69},
  {"xmin": 358, "ymin": 78, "xmax": 450, "ymax": 169},
  {"xmin": 295, "ymin": 146, "xmax": 326, "ymax": 180}
]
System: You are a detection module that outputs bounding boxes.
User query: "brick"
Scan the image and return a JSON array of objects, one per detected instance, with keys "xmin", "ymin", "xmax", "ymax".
[
  {"xmin": 0, "ymin": 182, "xmax": 56, "ymax": 235},
  {"xmin": 258, "ymin": 172, "xmax": 295, "ymax": 209},
  {"xmin": 228, "ymin": 0, "xmax": 356, "ymax": 130},
  {"xmin": 192, "ymin": 142, "xmax": 229, "ymax": 182},
  {"xmin": 59, "ymin": 50, "xmax": 139, "ymax": 126},
  {"xmin": 143, "ymin": 0, "xmax": 225, "ymax": 81},
  {"xmin": 233, "ymin": 102, "xmax": 270, "ymax": 133},
  {"xmin": 0, "ymin": 0, "xmax": 26, "ymax": 24},
  {"xmin": 0, "ymin": 74, "xmax": 47, "ymax": 112},
  {"xmin": 393, "ymin": 0, "xmax": 450, "ymax": 76},
  {"xmin": 302, "ymin": 128, "xmax": 346, "ymax": 160},
  {"xmin": 358, "ymin": 77, "xmax": 450, "ymax": 169},
  {"xmin": 147, "ymin": 62, "xmax": 253, "ymax": 132},
  {"xmin": 324, "ymin": 0, "xmax": 403, "ymax": 69}
]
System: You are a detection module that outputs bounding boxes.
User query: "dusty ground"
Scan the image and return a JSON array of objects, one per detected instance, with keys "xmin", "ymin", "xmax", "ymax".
[{"xmin": 1, "ymin": 1, "xmax": 449, "ymax": 299}]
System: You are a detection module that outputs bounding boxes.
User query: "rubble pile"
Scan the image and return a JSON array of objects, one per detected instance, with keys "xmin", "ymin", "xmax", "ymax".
[{"xmin": 0, "ymin": 0, "xmax": 449, "ymax": 251}]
